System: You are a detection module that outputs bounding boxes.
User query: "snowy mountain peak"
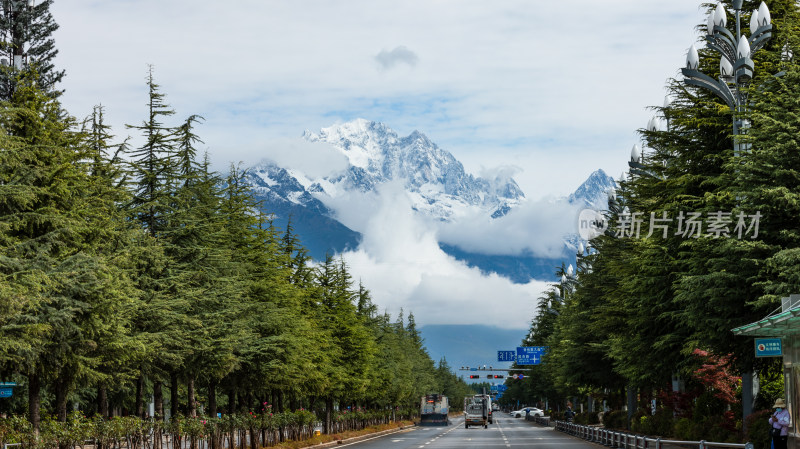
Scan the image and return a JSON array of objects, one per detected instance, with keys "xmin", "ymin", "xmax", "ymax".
[
  {"xmin": 568, "ymin": 169, "xmax": 616, "ymax": 209},
  {"xmin": 298, "ymin": 119, "xmax": 524, "ymax": 221}
]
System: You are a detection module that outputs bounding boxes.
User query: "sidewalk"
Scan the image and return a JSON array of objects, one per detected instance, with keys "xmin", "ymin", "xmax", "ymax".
[
  {"xmin": 309, "ymin": 423, "xmax": 414, "ymax": 448},
  {"xmin": 527, "ymin": 416, "xmax": 723, "ymax": 449}
]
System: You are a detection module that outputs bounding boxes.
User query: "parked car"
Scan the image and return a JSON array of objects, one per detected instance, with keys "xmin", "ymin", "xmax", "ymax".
[{"xmin": 511, "ymin": 407, "xmax": 544, "ymax": 418}]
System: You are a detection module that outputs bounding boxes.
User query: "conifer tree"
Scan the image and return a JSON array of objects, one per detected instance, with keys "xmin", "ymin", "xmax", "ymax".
[
  {"xmin": 126, "ymin": 66, "xmax": 176, "ymax": 237},
  {"xmin": 0, "ymin": 0, "xmax": 63, "ymax": 99},
  {"xmin": 0, "ymin": 77, "xmax": 133, "ymax": 429}
]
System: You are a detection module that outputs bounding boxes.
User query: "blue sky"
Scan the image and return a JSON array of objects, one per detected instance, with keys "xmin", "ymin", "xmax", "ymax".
[{"xmin": 48, "ymin": 0, "xmax": 724, "ymax": 327}]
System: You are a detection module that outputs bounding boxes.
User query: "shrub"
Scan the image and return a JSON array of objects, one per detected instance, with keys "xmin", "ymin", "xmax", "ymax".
[
  {"xmin": 702, "ymin": 415, "xmax": 739, "ymax": 443},
  {"xmin": 602, "ymin": 410, "xmax": 627, "ymax": 430},
  {"xmin": 574, "ymin": 412, "xmax": 599, "ymax": 425},
  {"xmin": 745, "ymin": 409, "xmax": 772, "ymax": 449},
  {"xmin": 631, "ymin": 412, "xmax": 649, "ymax": 434},
  {"xmin": 649, "ymin": 408, "xmax": 676, "ymax": 437},
  {"xmin": 674, "ymin": 417, "xmax": 701, "ymax": 441}
]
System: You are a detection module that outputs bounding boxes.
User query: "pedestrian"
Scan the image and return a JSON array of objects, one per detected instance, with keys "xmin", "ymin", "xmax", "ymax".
[{"xmin": 768, "ymin": 398, "xmax": 790, "ymax": 449}]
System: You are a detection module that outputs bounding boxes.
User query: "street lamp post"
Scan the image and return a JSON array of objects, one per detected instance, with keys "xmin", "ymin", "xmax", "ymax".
[
  {"xmin": 681, "ymin": 1, "xmax": 772, "ymax": 156},
  {"xmin": 681, "ymin": 1, "xmax": 773, "ymax": 426},
  {"xmin": 2, "ymin": 0, "xmax": 36, "ymax": 69}
]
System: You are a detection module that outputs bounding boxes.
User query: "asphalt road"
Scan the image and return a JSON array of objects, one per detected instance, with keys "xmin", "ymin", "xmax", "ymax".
[{"xmin": 338, "ymin": 414, "xmax": 602, "ymax": 448}]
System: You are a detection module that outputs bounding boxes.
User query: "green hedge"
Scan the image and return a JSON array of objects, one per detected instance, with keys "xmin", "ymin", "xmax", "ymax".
[
  {"xmin": 0, "ymin": 408, "xmax": 410, "ymax": 449},
  {"xmin": 602, "ymin": 410, "xmax": 627, "ymax": 430}
]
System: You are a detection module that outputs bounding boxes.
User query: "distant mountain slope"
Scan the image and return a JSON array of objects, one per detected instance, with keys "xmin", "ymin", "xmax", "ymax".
[
  {"xmin": 419, "ymin": 324, "xmax": 527, "ymax": 381},
  {"xmin": 439, "ymin": 243, "xmax": 563, "ymax": 283},
  {"xmin": 244, "ymin": 163, "xmax": 361, "ymax": 259}
]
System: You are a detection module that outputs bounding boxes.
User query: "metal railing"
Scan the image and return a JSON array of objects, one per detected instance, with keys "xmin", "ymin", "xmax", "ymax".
[{"xmin": 551, "ymin": 420, "xmax": 754, "ymax": 449}]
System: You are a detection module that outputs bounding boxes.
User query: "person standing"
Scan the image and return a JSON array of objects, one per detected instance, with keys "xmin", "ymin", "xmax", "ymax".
[{"xmin": 769, "ymin": 398, "xmax": 790, "ymax": 449}]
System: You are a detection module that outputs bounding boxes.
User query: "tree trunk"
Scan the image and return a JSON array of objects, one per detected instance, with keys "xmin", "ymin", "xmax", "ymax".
[
  {"xmin": 742, "ymin": 369, "xmax": 754, "ymax": 433},
  {"xmin": 324, "ymin": 397, "xmax": 333, "ymax": 434},
  {"xmin": 55, "ymin": 374, "xmax": 68, "ymax": 422},
  {"xmin": 154, "ymin": 380, "xmax": 164, "ymax": 420},
  {"xmin": 28, "ymin": 372, "xmax": 41, "ymax": 439},
  {"xmin": 135, "ymin": 375, "xmax": 145, "ymax": 418},
  {"xmin": 187, "ymin": 378, "xmax": 196, "ymax": 417},
  {"xmin": 171, "ymin": 373, "xmax": 179, "ymax": 418},
  {"xmin": 209, "ymin": 380, "xmax": 218, "ymax": 449},
  {"xmin": 626, "ymin": 386, "xmax": 636, "ymax": 430},
  {"xmin": 208, "ymin": 379, "xmax": 218, "ymax": 418},
  {"xmin": 275, "ymin": 391, "xmax": 285, "ymax": 442},
  {"xmin": 228, "ymin": 385, "xmax": 236, "ymax": 413},
  {"xmin": 98, "ymin": 383, "xmax": 109, "ymax": 418}
]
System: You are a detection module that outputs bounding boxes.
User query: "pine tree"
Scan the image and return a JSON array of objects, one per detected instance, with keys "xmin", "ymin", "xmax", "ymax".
[
  {"xmin": 0, "ymin": 76, "xmax": 133, "ymax": 429},
  {"xmin": 0, "ymin": 0, "xmax": 64, "ymax": 99},
  {"xmin": 125, "ymin": 66, "xmax": 176, "ymax": 237}
]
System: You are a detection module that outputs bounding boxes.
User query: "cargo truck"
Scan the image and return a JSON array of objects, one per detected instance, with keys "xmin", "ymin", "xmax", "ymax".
[
  {"xmin": 419, "ymin": 394, "xmax": 450, "ymax": 426},
  {"xmin": 463, "ymin": 395, "xmax": 490, "ymax": 428}
]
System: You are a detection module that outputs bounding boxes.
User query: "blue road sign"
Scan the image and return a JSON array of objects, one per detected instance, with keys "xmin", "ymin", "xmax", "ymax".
[
  {"xmin": 756, "ymin": 338, "xmax": 782, "ymax": 357},
  {"xmin": 0, "ymin": 388, "xmax": 12, "ymax": 398},
  {"xmin": 496, "ymin": 385, "xmax": 508, "ymax": 392},
  {"xmin": 497, "ymin": 351, "xmax": 516, "ymax": 362},
  {"xmin": 0, "ymin": 382, "xmax": 17, "ymax": 387},
  {"xmin": 516, "ymin": 346, "xmax": 547, "ymax": 365}
]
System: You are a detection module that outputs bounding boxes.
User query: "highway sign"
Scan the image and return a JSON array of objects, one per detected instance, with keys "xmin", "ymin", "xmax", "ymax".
[
  {"xmin": 497, "ymin": 351, "xmax": 516, "ymax": 362},
  {"xmin": 516, "ymin": 346, "xmax": 547, "ymax": 365},
  {"xmin": 496, "ymin": 385, "xmax": 507, "ymax": 392},
  {"xmin": 756, "ymin": 338, "xmax": 782, "ymax": 357},
  {"xmin": 0, "ymin": 382, "xmax": 17, "ymax": 387},
  {"xmin": 0, "ymin": 388, "xmax": 12, "ymax": 398}
]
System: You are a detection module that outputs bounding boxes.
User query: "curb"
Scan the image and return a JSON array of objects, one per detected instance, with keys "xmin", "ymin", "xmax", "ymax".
[{"xmin": 310, "ymin": 423, "xmax": 414, "ymax": 448}]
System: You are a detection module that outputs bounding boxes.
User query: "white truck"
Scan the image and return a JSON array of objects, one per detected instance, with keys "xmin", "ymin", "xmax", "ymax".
[
  {"xmin": 419, "ymin": 394, "xmax": 449, "ymax": 426},
  {"xmin": 463, "ymin": 395, "xmax": 490, "ymax": 428}
]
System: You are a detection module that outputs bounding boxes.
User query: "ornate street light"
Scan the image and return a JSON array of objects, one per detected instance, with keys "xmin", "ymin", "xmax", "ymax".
[
  {"xmin": 681, "ymin": 1, "xmax": 772, "ymax": 156},
  {"xmin": 1, "ymin": 0, "xmax": 36, "ymax": 69}
]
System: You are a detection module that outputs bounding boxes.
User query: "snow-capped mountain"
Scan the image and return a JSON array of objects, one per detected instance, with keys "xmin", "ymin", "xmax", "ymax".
[
  {"xmin": 242, "ymin": 119, "xmax": 614, "ymax": 282},
  {"xmin": 299, "ymin": 119, "xmax": 524, "ymax": 221},
  {"xmin": 568, "ymin": 169, "xmax": 617, "ymax": 209}
]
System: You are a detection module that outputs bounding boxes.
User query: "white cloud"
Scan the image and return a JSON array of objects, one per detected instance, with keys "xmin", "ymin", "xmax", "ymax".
[
  {"xmin": 436, "ymin": 196, "xmax": 579, "ymax": 258},
  {"xmin": 341, "ymin": 181, "xmax": 548, "ymax": 327},
  {"xmin": 375, "ymin": 46, "xmax": 419, "ymax": 70},
  {"xmin": 256, "ymin": 138, "xmax": 349, "ymax": 179}
]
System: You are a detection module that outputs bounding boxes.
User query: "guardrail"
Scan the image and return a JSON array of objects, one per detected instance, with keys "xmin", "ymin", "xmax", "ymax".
[
  {"xmin": 551, "ymin": 420, "xmax": 754, "ymax": 449},
  {"xmin": 531, "ymin": 415, "xmax": 550, "ymax": 426}
]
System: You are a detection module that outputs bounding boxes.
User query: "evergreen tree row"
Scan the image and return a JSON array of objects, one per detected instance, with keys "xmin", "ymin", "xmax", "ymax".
[
  {"xmin": 504, "ymin": 0, "xmax": 800, "ymax": 438},
  {"xmin": 0, "ymin": 67, "xmax": 472, "ymax": 434}
]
